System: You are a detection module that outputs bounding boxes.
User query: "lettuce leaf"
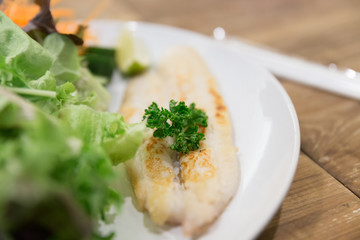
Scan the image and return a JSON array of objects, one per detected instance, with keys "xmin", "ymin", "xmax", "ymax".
[
  {"xmin": 59, "ymin": 104, "xmax": 145, "ymax": 165},
  {"xmin": 0, "ymin": 11, "xmax": 54, "ymax": 88},
  {"xmin": 75, "ymin": 67, "xmax": 111, "ymax": 111},
  {"xmin": 0, "ymin": 88, "xmax": 120, "ymax": 240},
  {"xmin": 0, "ymin": 12, "xmax": 110, "ymax": 112},
  {"xmin": 43, "ymin": 33, "xmax": 81, "ymax": 84}
]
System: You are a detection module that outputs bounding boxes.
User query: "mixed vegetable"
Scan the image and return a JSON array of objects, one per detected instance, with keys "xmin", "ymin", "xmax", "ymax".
[{"xmin": 0, "ymin": 5, "xmax": 143, "ymax": 240}]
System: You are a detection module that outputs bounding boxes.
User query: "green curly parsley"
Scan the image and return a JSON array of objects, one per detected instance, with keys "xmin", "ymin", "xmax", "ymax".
[{"xmin": 143, "ymin": 100, "xmax": 208, "ymax": 154}]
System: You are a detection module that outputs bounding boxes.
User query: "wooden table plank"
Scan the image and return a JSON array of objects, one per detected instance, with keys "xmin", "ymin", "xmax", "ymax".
[
  {"xmin": 216, "ymin": 0, "xmax": 360, "ymax": 199},
  {"xmin": 258, "ymin": 152, "xmax": 360, "ymax": 240},
  {"xmin": 280, "ymin": 79, "xmax": 360, "ymax": 197}
]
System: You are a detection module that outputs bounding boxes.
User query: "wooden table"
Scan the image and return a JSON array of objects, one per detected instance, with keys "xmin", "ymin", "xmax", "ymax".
[{"xmin": 58, "ymin": 0, "xmax": 360, "ymax": 239}]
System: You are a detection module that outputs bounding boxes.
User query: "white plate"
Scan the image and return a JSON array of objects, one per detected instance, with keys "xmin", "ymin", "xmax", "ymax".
[{"xmin": 88, "ymin": 20, "xmax": 300, "ymax": 240}]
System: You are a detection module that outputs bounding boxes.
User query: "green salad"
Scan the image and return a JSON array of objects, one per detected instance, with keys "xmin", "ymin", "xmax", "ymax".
[{"xmin": 0, "ymin": 10, "xmax": 144, "ymax": 240}]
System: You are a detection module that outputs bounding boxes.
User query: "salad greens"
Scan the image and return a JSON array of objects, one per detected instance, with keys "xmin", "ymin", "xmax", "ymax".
[
  {"xmin": 0, "ymin": 12, "xmax": 112, "ymax": 113},
  {"xmin": 43, "ymin": 33, "xmax": 81, "ymax": 84},
  {"xmin": 0, "ymin": 10, "xmax": 144, "ymax": 240},
  {"xmin": 0, "ymin": 90, "xmax": 118, "ymax": 239},
  {"xmin": 60, "ymin": 104, "xmax": 145, "ymax": 165},
  {"xmin": 0, "ymin": 13, "xmax": 53, "ymax": 87}
]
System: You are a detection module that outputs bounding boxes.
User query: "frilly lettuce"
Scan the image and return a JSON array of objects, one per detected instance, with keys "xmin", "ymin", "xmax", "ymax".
[
  {"xmin": 0, "ymin": 10, "xmax": 145, "ymax": 240},
  {"xmin": 43, "ymin": 33, "xmax": 81, "ymax": 84},
  {"xmin": 0, "ymin": 89, "xmax": 120, "ymax": 239},
  {"xmin": 59, "ymin": 104, "xmax": 145, "ymax": 165},
  {"xmin": 0, "ymin": 11, "xmax": 110, "ymax": 112},
  {"xmin": 0, "ymin": 12, "xmax": 53, "ymax": 88}
]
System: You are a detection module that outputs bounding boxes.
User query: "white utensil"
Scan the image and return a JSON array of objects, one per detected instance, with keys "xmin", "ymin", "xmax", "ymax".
[{"xmin": 213, "ymin": 27, "xmax": 360, "ymax": 100}]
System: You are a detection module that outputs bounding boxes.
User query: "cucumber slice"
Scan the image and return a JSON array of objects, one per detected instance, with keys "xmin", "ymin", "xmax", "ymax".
[{"xmin": 83, "ymin": 47, "xmax": 116, "ymax": 80}]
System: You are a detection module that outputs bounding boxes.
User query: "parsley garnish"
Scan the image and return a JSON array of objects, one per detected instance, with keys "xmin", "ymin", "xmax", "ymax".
[{"xmin": 143, "ymin": 100, "xmax": 208, "ymax": 154}]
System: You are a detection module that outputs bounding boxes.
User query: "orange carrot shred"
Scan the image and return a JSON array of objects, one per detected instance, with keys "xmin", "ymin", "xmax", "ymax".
[{"xmin": 0, "ymin": 0, "xmax": 108, "ymax": 44}]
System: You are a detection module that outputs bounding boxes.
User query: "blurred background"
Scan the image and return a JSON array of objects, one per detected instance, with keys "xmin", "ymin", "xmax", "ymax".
[{"xmin": 54, "ymin": 0, "xmax": 360, "ymax": 71}]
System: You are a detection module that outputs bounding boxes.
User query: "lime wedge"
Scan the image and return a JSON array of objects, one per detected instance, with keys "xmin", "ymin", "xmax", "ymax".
[{"xmin": 115, "ymin": 24, "xmax": 151, "ymax": 76}]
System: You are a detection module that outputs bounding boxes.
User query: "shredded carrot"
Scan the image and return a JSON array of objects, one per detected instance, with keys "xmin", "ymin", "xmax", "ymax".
[
  {"xmin": 55, "ymin": 20, "xmax": 78, "ymax": 34},
  {"xmin": 0, "ymin": 0, "xmax": 111, "ymax": 44},
  {"xmin": 2, "ymin": 0, "xmax": 39, "ymax": 27},
  {"xmin": 52, "ymin": 8, "xmax": 75, "ymax": 19}
]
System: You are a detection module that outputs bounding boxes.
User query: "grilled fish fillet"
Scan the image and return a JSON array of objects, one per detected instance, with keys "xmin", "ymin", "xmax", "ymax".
[{"xmin": 120, "ymin": 46, "xmax": 238, "ymax": 235}]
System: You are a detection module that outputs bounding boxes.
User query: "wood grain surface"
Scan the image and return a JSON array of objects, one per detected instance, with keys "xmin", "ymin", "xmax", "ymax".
[
  {"xmin": 56, "ymin": 0, "xmax": 360, "ymax": 239},
  {"xmin": 258, "ymin": 153, "xmax": 360, "ymax": 239}
]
